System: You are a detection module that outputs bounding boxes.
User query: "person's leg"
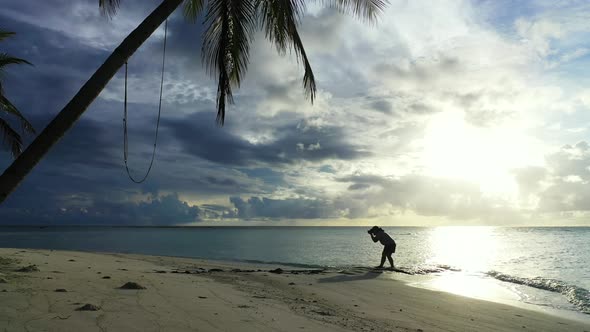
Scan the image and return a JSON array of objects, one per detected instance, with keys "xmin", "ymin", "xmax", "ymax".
[
  {"xmin": 378, "ymin": 247, "xmax": 386, "ymax": 268},
  {"xmin": 387, "ymin": 253, "xmax": 394, "ymax": 269}
]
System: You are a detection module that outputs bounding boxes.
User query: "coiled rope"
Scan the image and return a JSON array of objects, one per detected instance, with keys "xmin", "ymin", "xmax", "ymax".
[{"xmin": 123, "ymin": 19, "xmax": 167, "ymax": 183}]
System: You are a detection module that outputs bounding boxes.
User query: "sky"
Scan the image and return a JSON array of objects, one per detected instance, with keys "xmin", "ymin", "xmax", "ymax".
[{"xmin": 2, "ymin": 0, "xmax": 590, "ymax": 226}]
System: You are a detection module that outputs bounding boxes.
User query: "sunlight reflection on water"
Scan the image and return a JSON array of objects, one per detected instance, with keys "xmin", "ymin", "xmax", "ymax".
[{"xmin": 427, "ymin": 226, "xmax": 501, "ymax": 273}]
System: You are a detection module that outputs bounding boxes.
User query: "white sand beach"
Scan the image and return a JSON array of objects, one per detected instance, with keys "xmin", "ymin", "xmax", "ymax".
[{"xmin": 0, "ymin": 248, "xmax": 588, "ymax": 332}]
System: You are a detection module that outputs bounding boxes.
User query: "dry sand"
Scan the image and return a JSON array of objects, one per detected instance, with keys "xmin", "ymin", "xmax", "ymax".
[{"xmin": 0, "ymin": 248, "xmax": 588, "ymax": 331}]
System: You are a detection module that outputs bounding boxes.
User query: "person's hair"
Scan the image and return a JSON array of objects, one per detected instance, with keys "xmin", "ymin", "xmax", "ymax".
[{"xmin": 369, "ymin": 226, "xmax": 383, "ymax": 233}]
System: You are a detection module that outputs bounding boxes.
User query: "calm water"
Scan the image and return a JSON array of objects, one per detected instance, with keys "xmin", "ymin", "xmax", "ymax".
[{"xmin": 0, "ymin": 226, "xmax": 589, "ymax": 319}]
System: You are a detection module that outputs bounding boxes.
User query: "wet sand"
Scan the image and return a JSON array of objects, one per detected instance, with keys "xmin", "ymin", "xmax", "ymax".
[{"xmin": 0, "ymin": 248, "xmax": 588, "ymax": 331}]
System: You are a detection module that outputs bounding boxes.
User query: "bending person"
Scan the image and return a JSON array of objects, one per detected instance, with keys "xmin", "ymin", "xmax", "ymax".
[{"xmin": 368, "ymin": 226, "xmax": 396, "ymax": 269}]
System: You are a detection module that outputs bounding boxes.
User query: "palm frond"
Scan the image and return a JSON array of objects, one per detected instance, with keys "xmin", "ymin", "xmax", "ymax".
[
  {"xmin": 0, "ymin": 31, "xmax": 15, "ymax": 42},
  {"xmin": 0, "ymin": 96, "xmax": 35, "ymax": 134},
  {"xmin": 203, "ymin": 0, "xmax": 257, "ymax": 125},
  {"xmin": 0, "ymin": 53, "xmax": 32, "ymax": 69},
  {"xmin": 321, "ymin": 0, "xmax": 387, "ymax": 22},
  {"xmin": 99, "ymin": 0, "xmax": 121, "ymax": 18},
  {"xmin": 0, "ymin": 117, "xmax": 23, "ymax": 158},
  {"xmin": 258, "ymin": 0, "xmax": 316, "ymax": 102},
  {"xmin": 183, "ymin": 0, "xmax": 206, "ymax": 22}
]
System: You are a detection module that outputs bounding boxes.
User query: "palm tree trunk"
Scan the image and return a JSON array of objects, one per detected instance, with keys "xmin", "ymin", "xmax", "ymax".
[{"xmin": 0, "ymin": 0, "xmax": 183, "ymax": 204}]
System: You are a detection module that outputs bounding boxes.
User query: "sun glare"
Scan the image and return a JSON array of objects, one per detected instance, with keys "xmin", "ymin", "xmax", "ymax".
[{"xmin": 420, "ymin": 111, "xmax": 540, "ymax": 196}]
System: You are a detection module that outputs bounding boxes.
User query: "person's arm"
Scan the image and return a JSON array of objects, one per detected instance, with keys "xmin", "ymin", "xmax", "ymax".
[{"xmin": 371, "ymin": 233, "xmax": 379, "ymax": 242}]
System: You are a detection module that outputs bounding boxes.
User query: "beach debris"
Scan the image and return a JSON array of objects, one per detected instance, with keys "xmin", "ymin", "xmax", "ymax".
[
  {"xmin": 252, "ymin": 295, "xmax": 267, "ymax": 299},
  {"xmin": 16, "ymin": 265, "xmax": 39, "ymax": 272},
  {"xmin": 53, "ymin": 315, "xmax": 71, "ymax": 320},
  {"xmin": 237, "ymin": 305, "xmax": 252, "ymax": 308},
  {"xmin": 1, "ymin": 289, "xmax": 6, "ymax": 292},
  {"xmin": 154, "ymin": 270, "xmax": 167, "ymax": 274},
  {"xmin": 76, "ymin": 304, "xmax": 100, "ymax": 311},
  {"xmin": 208, "ymin": 268, "xmax": 223, "ymax": 272},
  {"xmin": 118, "ymin": 282, "xmax": 146, "ymax": 290},
  {"xmin": 102, "ymin": 276, "xmax": 111, "ymax": 279},
  {"xmin": 269, "ymin": 268, "xmax": 284, "ymax": 274},
  {"xmin": 118, "ymin": 268, "xmax": 128, "ymax": 271},
  {"xmin": 198, "ymin": 296, "xmax": 208, "ymax": 299},
  {"xmin": 312, "ymin": 310, "xmax": 332, "ymax": 316},
  {"xmin": 68, "ymin": 259, "xmax": 76, "ymax": 262},
  {"xmin": 0, "ymin": 257, "xmax": 19, "ymax": 265},
  {"xmin": 54, "ymin": 288, "xmax": 68, "ymax": 292},
  {"xmin": 288, "ymin": 282, "xmax": 296, "ymax": 285}
]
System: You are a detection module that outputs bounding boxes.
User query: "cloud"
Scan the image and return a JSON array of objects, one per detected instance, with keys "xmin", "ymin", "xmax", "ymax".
[
  {"xmin": 229, "ymin": 196, "xmax": 341, "ymax": 220},
  {"xmin": 0, "ymin": 193, "xmax": 203, "ymax": 225},
  {"xmin": 334, "ymin": 173, "xmax": 519, "ymax": 222},
  {"xmin": 165, "ymin": 112, "xmax": 370, "ymax": 166},
  {"xmin": 3, "ymin": 0, "xmax": 590, "ymax": 226}
]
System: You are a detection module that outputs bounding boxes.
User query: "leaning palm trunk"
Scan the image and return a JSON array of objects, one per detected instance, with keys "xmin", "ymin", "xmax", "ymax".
[{"xmin": 0, "ymin": 0, "xmax": 183, "ymax": 203}]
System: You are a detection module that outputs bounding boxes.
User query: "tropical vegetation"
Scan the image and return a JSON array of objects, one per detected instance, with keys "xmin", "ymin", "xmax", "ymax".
[{"xmin": 0, "ymin": 31, "xmax": 34, "ymax": 159}]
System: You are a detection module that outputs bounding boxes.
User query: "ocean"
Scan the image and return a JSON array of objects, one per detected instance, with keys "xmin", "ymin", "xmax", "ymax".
[{"xmin": 0, "ymin": 226, "xmax": 588, "ymax": 320}]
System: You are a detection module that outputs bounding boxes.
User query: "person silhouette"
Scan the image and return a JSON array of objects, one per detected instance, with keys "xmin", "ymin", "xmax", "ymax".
[{"xmin": 368, "ymin": 226, "xmax": 396, "ymax": 270}]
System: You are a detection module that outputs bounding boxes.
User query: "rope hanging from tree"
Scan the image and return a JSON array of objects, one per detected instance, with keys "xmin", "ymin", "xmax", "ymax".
[{"xmin": 123, "ymin": 19, "xmax": 167, "ymax": 184}]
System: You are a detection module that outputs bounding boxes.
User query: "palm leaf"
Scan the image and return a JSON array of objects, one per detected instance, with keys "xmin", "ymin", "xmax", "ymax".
[
  {"xmin": 0, "ymin": 95, "xmax": 35, "ymax": 134},
  {"xmin": 0, "ymin": 53, "xmax": 32, "ymax": 69},
  {"xmin": 258, "ymin": 0, "xmax": 316, "ymax": 102},
  {"xmin": 203, "ymin": 0, "xmax": 257, "ymax": 125},
  {"xmin": 0, "ymin": 117, "xmax": 23, "ymax": 158},
  {"xmin": 99, "ymin": 0, "xmax": 121, "ymax": 17},
  {"xmin": 321, "ymin": 0, "xmax": 387, "ymax": 22},
  {"xmin": 0, "ymin": 31, "xmax": 15, "ymax": 42},
  {"xmin": 183, "ymin": 0, "xmax": 206, "ymax": 22}
]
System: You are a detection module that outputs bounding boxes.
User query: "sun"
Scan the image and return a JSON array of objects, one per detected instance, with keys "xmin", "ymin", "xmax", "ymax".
[{"xmin": 420, "ymin": 111, "xmax": 542, "ymax": 196}]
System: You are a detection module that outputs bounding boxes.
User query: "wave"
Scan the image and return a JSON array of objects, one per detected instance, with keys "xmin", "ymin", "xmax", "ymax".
[{"xmin": 487, "ymin": 271, "xmax": 590, "ymax": 314}]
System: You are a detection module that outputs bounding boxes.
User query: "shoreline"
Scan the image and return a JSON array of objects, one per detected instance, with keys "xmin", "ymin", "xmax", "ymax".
[
  {"xmin": 1, "ymin": 248, "xmax": 589, "ymax": 331},
  {"xmin": 2, "ymin": 245, "xmax": 587, "ymax": 320}
]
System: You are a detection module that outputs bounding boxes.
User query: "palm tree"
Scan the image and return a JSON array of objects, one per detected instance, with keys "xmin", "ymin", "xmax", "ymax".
[
  {"xmin": 0, "ymin": 31, "xmax": 35, "ymax": 159},
  {"xmin": 0, "ymin": 0, "xmax": 386, "ymax": 204}
]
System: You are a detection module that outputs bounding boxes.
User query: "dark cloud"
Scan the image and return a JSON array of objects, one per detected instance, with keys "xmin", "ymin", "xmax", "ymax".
[
  {"xmin": 369, "ymin": 99, "xmax": 393, "ymax": 114},
  {"xmin": 0, "ymin": 193, "xmax": 203, "ymax": 225},
  {"xmin": 165, "ymin": 112, "xmax": 370, "ymax": 166},
  {"xmin": 348, "ymin": 183, "xmax": 371, "ymax": 190},
  {"xmin": 229, "ymin": 196, "xmax": 340, "ymax": 220}
]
